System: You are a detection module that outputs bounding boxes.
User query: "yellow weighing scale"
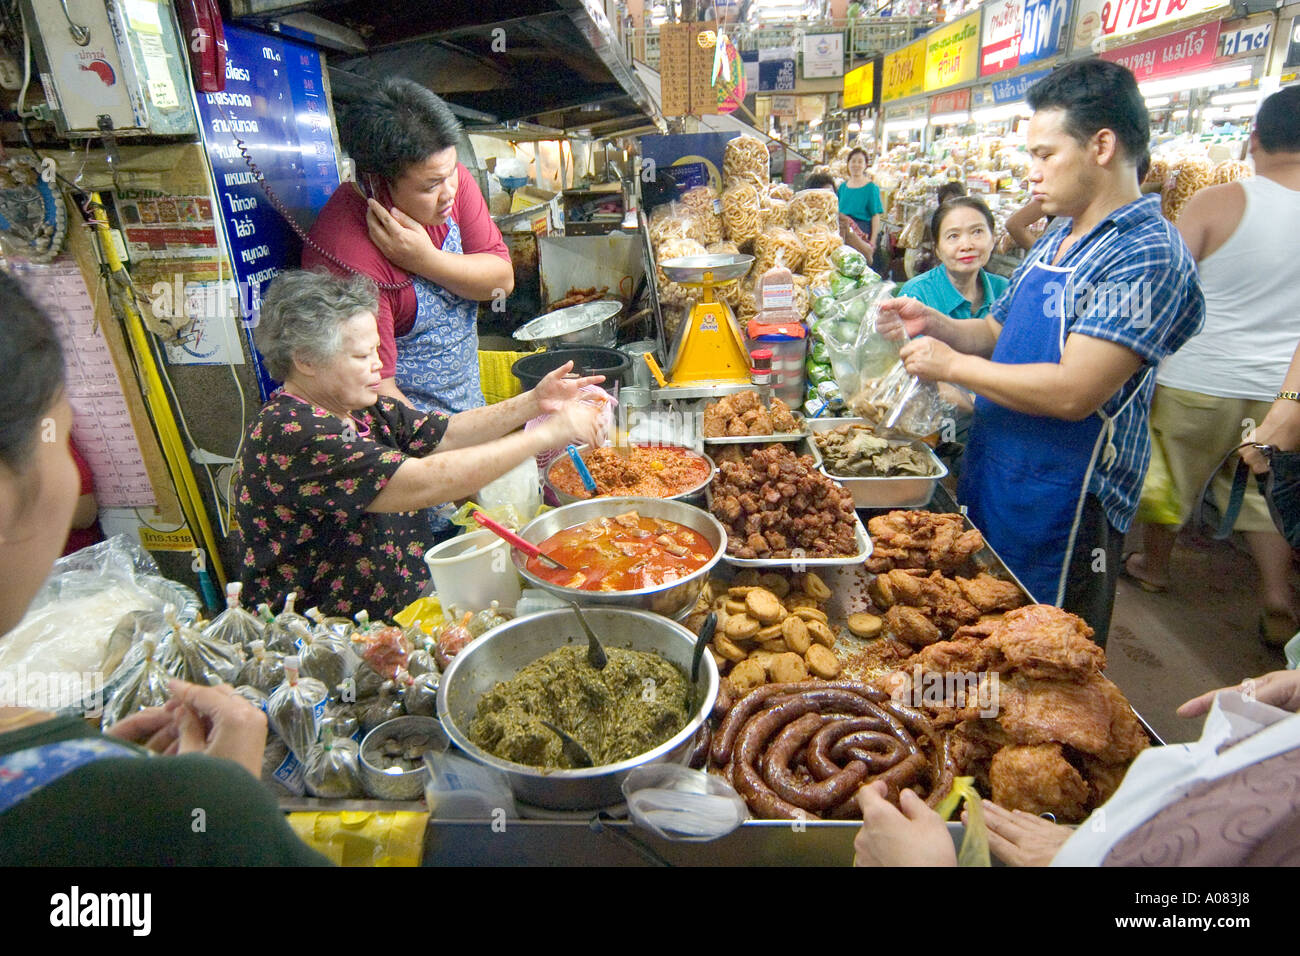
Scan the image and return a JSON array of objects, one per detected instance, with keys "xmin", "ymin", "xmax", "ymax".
[{"xmin": 646, "ymin": 253, "xmax": 756, "ymax": 399}]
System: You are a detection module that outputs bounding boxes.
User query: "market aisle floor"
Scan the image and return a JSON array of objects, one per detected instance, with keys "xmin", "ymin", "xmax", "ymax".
[{"xmin": 1108, "ymin": 530, "xmax": 1289, "ymax": 744}]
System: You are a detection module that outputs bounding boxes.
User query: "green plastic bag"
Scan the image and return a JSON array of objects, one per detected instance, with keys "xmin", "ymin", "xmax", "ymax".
[{"xmin": 1136, "ymin": 424, "xmax": 1181, "ymax": 525}]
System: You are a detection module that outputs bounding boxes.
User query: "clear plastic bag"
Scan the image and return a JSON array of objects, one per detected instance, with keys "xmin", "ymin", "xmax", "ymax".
[
  {"xmin": 202, "ymin": 582, "xmax": 264, "ymax": 650},
  {"xmin": 159, "ymin": 607, "xmax": 246, "ymax": 686},
  {"xmin": 267, "ymin": 656, "xmax": 329, "ymax": 759},
  {"xmin": 102, "ymin": 636, "xmax": 172, "ymax": 727},
  {"xmin": 721, "ymin": 181, "xmax": 761, "ymax": 246},
  {"xmin": 303, "ymin": 724, "xmax": 365, "ymax": 799},
  {"xmin": 423, "ymin": 749, "xmax": 515, "ymax": 820},
  {"xmin": 266, "ymin": 592, "xmax": 311, "ymax": 654},
  {"xmin": 621, "ymin": 764, "xmax": 749, "ymax": 841},
  {"xmin": 294, "ymin": 619, "xmax": 356, "ymax": 691},
  {"xmin": 402, "ymin": 671, "xmax": 440, "ymax": 718}
]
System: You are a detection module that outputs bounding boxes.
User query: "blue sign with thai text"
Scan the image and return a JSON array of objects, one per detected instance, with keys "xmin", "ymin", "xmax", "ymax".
[
  {"xmin": 992, "ymin": 68, "xmax": 1053, "ymax": 103},
  {"xmin": 1018, "ymin": 0, "xmax": 1071, "ymax": 64}
]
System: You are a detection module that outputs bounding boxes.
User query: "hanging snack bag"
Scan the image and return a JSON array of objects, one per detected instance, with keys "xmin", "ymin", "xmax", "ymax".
[
  {"xmin": 267, "ymin": 655, "xmax": 329, "ymax": 760},
  {"xmin": 202, "ymin": 582, "xmax": 264, "ymax": 649}
]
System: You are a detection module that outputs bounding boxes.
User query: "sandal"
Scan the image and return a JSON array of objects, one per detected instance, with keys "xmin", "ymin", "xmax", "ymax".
[
  {"xmin": 1259, "ymin": 608, "xmax": 1299, "ymax": 648},
  {"xmin": 1120, "ymin": 552, "xmax": 1167, "ymax": 594}
]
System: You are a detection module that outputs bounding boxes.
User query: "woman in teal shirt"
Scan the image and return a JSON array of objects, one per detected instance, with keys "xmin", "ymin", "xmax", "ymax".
[
  {"xmin": 837, "ymin": 148, "xmax": 884, "ymax": 253},
  {"xmin": 898, "ymin": 196, "xmax": 1008, "ymax": 318},
  {"xmin": 897, "ymin": 196, "xmax": 1008, "ymax": 481}
]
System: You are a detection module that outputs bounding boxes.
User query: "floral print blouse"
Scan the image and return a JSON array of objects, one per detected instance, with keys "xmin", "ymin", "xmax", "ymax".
[{"xmin": 233, "ymin": 393, "xmax": 449, "ymax": 619}]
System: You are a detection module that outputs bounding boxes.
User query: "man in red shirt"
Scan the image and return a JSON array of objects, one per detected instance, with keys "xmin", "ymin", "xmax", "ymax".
[{"xmin": 304, "ymin": 79, "xmax": 514, "ymax": 414}]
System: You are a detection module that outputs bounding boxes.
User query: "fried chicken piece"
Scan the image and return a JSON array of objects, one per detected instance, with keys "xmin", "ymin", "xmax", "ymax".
[
  {"xmin": 1080, "ymin": 755, "xmax": 1130, "ymax": 810},
  {"xmin": 702, "ymin": 403, "xmax": 729, "ymax": 437},
  {"xmin": 950, "ymin": 615, "xmax": 1005, "ymax": 642},
  {"xmin": 746, "ymin": 407, "xmax": 774, "ymax": 436},
  {"xmin": 990, "ymin": 743, "xmax": 1090, "ymax": 822},
  {"xmin": 726, "ymin": 417, "xmax": 749, "ymax": 437},
  {"xmin": 884, "ymin": 605, "xmax": 941, "ymax": 647},
  {"xmin": 955, "ymin": 573, "xmax": 1027, "ymax": 614},
  {"xmin": 770, "ymin": 397, "xmax": 798, "ymax": 432},
  {"xmin": 1092, "ymin": 675, "xmax": 1150, "ymax": 765},
  {"xmin": 865, "ymin": 511, "xmax": 985, "ymax": 573},
  {"xmin": 907, "ymin": 635, "xmax": 991, "ymax": 674},
  {"xmin": 981, "ymin": 674, "xmax": 1114, "ymax": 755},
  {"xmin": 983, "ymin": 605, "xmax": 1105, "ymax": 681},
  {"xmin": 731, "ymin": 390, "xmax": 759, "ymax": 414},
  {"xmin": 948, "ymin": 721, "xmax": 1004, "ymax": 790}
]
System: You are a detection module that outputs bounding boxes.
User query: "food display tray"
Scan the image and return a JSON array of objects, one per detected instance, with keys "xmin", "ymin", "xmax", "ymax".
[
  {"xmin": 806, "ymin": 418, "xmax": 948, "ymax": 509},
  {"xmin": 705, "ymin": 484, "xmax": 873, "ymax": 567},
  {"xmin": 702, "ymin": 412, "xmax": 811, "ymax": 445}
]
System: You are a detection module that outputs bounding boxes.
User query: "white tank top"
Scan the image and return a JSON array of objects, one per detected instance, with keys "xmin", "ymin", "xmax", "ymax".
[{"xmin": 1158, "ymin": 176, "xmax": 1300, "ymax": 401}]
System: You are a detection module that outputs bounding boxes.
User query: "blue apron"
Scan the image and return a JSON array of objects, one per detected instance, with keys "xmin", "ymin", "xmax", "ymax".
[
  {"xmin": 958, "ymin": 258, "xmax": 1146, "ymax": 605},
  {"xmin": 393, "ymin": 217, "xmax": 485, "ymax": 415}
]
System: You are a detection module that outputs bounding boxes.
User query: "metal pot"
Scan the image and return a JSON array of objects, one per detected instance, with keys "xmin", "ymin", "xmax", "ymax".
[
  {"xmin": 358, "ymin": 715, "xmax": 449, "ymax": 801},
  {"xmin": 437, "ymin": 608, "xmax": 718, "ymax": 810},
  {"xmin": 542, "ymin": 444, "xmax": 716, "ymax": 507},
  {"xmin": 511, "ymin": 496, "xmax": 726, "ymax": 620},
  {"xmin": 512, "ymin": 300, "xmax": 622, "ymax": 349}
]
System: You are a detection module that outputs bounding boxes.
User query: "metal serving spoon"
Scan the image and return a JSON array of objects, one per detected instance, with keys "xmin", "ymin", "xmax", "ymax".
[
  {"xmin": 569, "ymin": 602, "xmax": 608, "ymax": 670},
  {"xmin": 540, "ymin": 720, "xmax": 595, "ymax": 769}
]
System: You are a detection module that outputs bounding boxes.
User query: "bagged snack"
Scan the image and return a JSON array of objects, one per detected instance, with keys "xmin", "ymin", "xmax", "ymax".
[
  {"xmin": 679, "ymin": 186, "xmax": 723, "ymax": 244},
  {"xmin": 361, "ymin": 680, "xmax": 405, "ymax": 733},
  {"xmin": 352, "ymin": 619, "xmax": 413, "ymax": 683},
  {"xmin": 238, "ymin": 639, "xmax": 286, "ymax": 694},
  {"xmin": 649, "ymin": 201, "xmax": 704, "ymax": 245},
  {"xmin": 753, "ymin": 228, "xmax": 804, "ymax": 276},
  {"xmin": 433, "ymin": 612, "xmax": 475, "ymax": 672},
  {"xmin": 267, "ymin": 656, "xmax": 329, "ymax": 759},
  {"xmin": 467, "ymin": 601, "xmax": 510, "ymax": 638},
  {"xmin": 1162, "ymin": 156, "xmax": 1212, "ymax": 222},
  {"xmin": 266, "ymin": 592, "xmax": 311, "ymax": 654},
  {"xmin": 789, "ymin": 188, "xmax": 839, "ymax": 232},
  {"xmin": 303, "ymin": 723, "xmax": 365, "ymax": 799},
  {"xmin": 102, "ymin": 636, "xmax": 171, "ymax": 727},
  {"xmin": 261, "ymin": 737, "xmax": 305, "ymax": 797},
  {"xmin": 766, "ymin": 182, "xmax": 795, "ymax": 203},
  {"xmin": 402, "ymin": 671, "xmax": 440, "ymax": 718},
  {"xmin": 234, "ymin": 684, "xmax": 268, "ymax": 711},
  {"xmin": 723, "ymin": 135, "xmax": 770, "ymax": 190},
  {"xmin": 799, "ymin": 226, "xmax": 840, "ymax": 277},
  {"xmin": 758, "ymin": 198, "xmax": 790, "ymax": 232},
  {"xmin": 305, "ymin": 606, "xmax": 353, "ymax": 641},
  {"xmin": 655, "ymin": 236, "xmax": 708, "ymax": 307},
  {"xmin": 160, "ymin": 608, "xmax": 245, "ymax": 686},
  {"xmin": 201, "ymin": 582, "xmax": 263, "ymax": 650},
  {"xmin": 294, "ymin": 620, "xmax": 355, "ymax": 692},
  {"xmin": 832, "ymin": 244, "xmax": 869, "ymax": 278},
  {"xmin": 721, "ymin": 182, "xmax": 761, "ymax": 246}
]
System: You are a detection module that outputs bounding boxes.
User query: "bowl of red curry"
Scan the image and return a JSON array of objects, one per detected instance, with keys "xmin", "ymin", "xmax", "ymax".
[
  {"xmin": 545, "ymin": 443, "xmax": 716, "ymax": 506},
  {"xmin": 512, "ymin": 497, "xmax": 727, "ymax": 620}
]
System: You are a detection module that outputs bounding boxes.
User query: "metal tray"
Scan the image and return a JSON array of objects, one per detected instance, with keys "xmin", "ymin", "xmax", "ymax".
[
  {"xmin": 702, "ymin": 412, "xmax": 811, "ymax": 445},
  {"xmin": 705, "ymin": 484, "xmax": 873, "ymax": 567},
  {"xmin": 806, "ymin": 418, "xmax": 948, "ymax": 509}
]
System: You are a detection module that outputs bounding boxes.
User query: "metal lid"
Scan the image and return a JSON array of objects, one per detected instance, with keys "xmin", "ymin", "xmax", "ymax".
[{"xmin": 513, "ymin": 300, "xmax": 623, "ymax": 343}]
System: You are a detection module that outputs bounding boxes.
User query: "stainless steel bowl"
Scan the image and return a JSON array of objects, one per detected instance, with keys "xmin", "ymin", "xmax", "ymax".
[
  {"xmin": 511, "ymin": 497, "xmax": 727, "ymax": 619},
  {"xmin": 542, "ymin": 444, "xmax": 716, "ymax": 506},
  {"xmin": 438, "ymin": 608, "xmax": 719, "ymax": 810},
  {"xmin": 359, "ymin": 715, "xmax": 448, "ymax": 800},
  {"xmin": 512, "ymin": 300, "xmax": 622, "ymax": 349}
]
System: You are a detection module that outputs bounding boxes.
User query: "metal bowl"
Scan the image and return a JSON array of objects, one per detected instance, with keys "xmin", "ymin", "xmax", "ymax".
[
  {"xmin": 659, "ymin": 253, "xmax": 754, "ymax": 284},
  {"xmin": 438, "ymin": 608, "xmax": 718, "ymax": 810},
  {"xmin": 512, "ymin": 300, "xmax": 622, "ymax": 349},
  {"xmin": 543, "ymin": 444, "xmax": 716, "ymax": 506},
  {"xmin": 511, "ymin": 497, "xmax": 727, "ymax": 619},
  {"xmin": 359, "ymin": 715, "xmax": 449, "ymax": 800}
]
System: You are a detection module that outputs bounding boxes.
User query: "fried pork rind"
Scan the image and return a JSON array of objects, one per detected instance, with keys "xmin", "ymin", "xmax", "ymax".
[
  {"xmin": 866, "ymin": 510, "xmax": 984, "ymax": 573},
  {"xmin": 990, "ymin": 743, "xmax": 1090, "ymax": 822},
  {"xmin": 955, "ymin": 573, "xmax": 1027, "ymax": 614}
]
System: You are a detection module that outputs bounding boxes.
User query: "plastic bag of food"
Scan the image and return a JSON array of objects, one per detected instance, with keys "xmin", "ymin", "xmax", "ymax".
[
  {"xmin": 721, "ymin": 182, "xmax": 761, "ymax": 246},
  {"xmin": 832, "ymin": 244, "xmax": 869, "ymax": 278},
  {"xmin": 159, "ymin": 608, "xmax": 245, "ymax": 686},
  {"xmin": 304, "ymin": 606, "xmax": 352, "ymax": 641},
  {"xmin": 649, "ymin": 201, "xmax": 703, "ymax": 245},
  {"xmin": 758, "ymin": 198, "xmax": 790, "ymax": 232},
  {"xmin": 811, "ymin": 293, "xmax": 840, "ymax": 318},
  {"xmin": 267, "ymin": 656, "xmax": 329, "ymax": 759},
  {"xmin": 201, "ymin": 582, "xmax": 264, "ymax": 650},
  {"xmin": 765, "ymin": 182, "xmax": 794, "ymax": 203},
  {"xmin": 467, "ymin": 601, "xmax": 510, "ymax": 638},
  {"xmin": 898, "ymin": 211, "xmax": 927, "ymax": 249},
  {"xmin": 1163, "ymin": 156, "xmax": 1213, "ymax": 222},
  {"xmin": 799, "ymin": 226, "xmax": 839, "ymax": 277},
  {"xmin": 361, "ymin": 680, "xmax": 406, "ymax": 733},
  {"xmin": 829, "ymin": 273, "xmax": 860, "ymax": 298},
  {"xmin": 237, "ymin": 639, "xmax": 285, "ymax": 694},
  {"xmin": 351, "ymin": 620, "xmax": 413, "ymax": 683},
  {"xmin": 679, "ymin": 185, "xmax": 723, "ymax": 245},
  {"xmin": 234, "ymin": 684, "xmax": 268, "ymax": 712},
  {"xmin": 261, "ymin": 736, "xmax": 306, "ymax": 797},
  {"xmin": 789, "ymin": 188, "xmax": 839, "ymax": 232},
  {"xmin": 303, "ymin": 723, "xmax": 365, "ymax": 799},
  {"xmin": 295, "ymin": 620, "xmax": 355, "ymax": 692},
  {"xmin": 723, "ymin": 135, "xmax": 769, "ymax": 190},
  {"xmin": 655, "ymin": 236, "xmax": 708, "ymax": 306},
  {"xmin": 753, "ymin": 228, "xmax": 804, "ymax": 276},
  {"xmin": 402, "ymin": 671, "xmax": 440, "ymax": 718},
  {"xmin": 622, "ymin": 764, "xmax": 749, "ymax": 841},
  {"xmin": 266, "ymin": 592, "xmax": 311, "ymax": 654},
  {"xmin": 102, "ymin": 637, "xmax": 172, "ymax": 727}
]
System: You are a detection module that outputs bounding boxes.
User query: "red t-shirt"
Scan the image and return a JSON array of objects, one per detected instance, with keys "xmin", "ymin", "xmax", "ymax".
[
  {"xmin": 63, "ymin": 438, "xmax": 102, "ymax": 556},
  {"xmin": 302, "ymin": 163, "xmax": 510, "ymax": 376}
]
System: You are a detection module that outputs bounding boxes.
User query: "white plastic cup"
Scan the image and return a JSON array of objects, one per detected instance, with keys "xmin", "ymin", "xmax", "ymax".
[{"xmin": 423, "ymin": 529, "xmax": 522, "ymax": 616}]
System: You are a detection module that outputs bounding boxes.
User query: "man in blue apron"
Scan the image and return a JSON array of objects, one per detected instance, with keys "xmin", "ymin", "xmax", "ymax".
[{"xmin": 878, "ymin": 61, "xmax": 1204, "ymax": 645}]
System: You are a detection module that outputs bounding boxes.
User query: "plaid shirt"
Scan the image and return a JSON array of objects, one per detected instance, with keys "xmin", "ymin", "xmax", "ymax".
[{"xmin": 991, "ymin": 195, "xmax": 1204, "ymax": 532}]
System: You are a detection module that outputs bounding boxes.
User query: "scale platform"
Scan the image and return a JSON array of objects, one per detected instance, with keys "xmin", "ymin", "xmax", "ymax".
[{"xmin": 659, "ymin": 253, "xmax": 754, "ymax": 284}]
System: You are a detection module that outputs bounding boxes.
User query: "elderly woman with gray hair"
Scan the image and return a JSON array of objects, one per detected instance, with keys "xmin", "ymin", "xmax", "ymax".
[{"xmin": 233, "ymin": 269, "xmax": 606, "ymax": 619}]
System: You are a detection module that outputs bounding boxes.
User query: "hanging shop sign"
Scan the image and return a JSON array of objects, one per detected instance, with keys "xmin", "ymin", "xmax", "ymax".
[
  {"xmin": 843, "ymin": 62, "xmax": 876, "ymax": 108},
  {"xmin": 772, "ymin": 95, "xmax": 797, "ymax": 117},
  {"xmin": 1099, "ymin": 20, "xmax": 1221, "ymax": 83},
  {"xmin": 930, "ymin": 88, "xmax": 972, "ymax": 113},
  {"xmin": 759, "ymin": 46, "xmax": 797, "ymax": 92},
  {"xmin": 1071, "ymin": 0, "xmax": 1226, "ymax": 52},
  {"xmin": 981, "ymin": 0, "xmax": 1025, "ymax": 76},
  {"xmin": 1019, "ymin": 0, "xmax": 1072, "ymax": 63},
  {"xmin": 924, "ymin": 12, "xmax": 981, "ymax": 91},
  {"xmin": 803, "ymin": 33, "xmax": 844, "ymax": 78},
  {"xmin": 991, "ymin": 67, "xmax": 1053, "ymax": 103},
  {"xmin": 640, "ymin": 132, "xmax": 736, "ymax": 196},
  {"xmin": 1218, "ymin": 20, "xmax": 1271, "ymax": 58},
  {"xmin": 882, "ymin": 38, "xmax": 927, "ymax": 101}
]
